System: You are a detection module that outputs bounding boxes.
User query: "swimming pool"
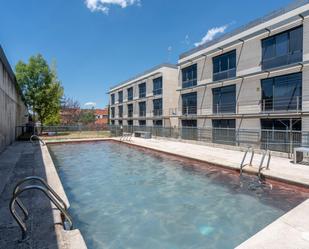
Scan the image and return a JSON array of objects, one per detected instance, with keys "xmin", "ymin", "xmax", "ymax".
[{"xmin": 49, "ymin": 141, "xmax": 309, "ymax": 249}]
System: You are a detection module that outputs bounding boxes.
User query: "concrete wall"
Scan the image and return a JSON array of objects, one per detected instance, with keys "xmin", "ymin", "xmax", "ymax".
[{"xmin": 0, "ymin": 46, "xmax": 27, "ymax": 152}]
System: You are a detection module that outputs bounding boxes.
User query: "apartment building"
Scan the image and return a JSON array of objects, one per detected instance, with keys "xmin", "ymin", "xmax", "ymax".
[
  {"xmin": 176, "ymin": 1, "xmax": 309, "ymax": 148},
  {"xmin": 109, "ymin": 64, "xmax": 178, "ymax": 127}
]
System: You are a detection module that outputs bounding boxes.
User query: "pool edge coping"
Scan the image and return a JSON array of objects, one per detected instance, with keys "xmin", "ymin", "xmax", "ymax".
[{"xmin": 40, "ymin": 143, "xmax": 88, "ymax": 249}]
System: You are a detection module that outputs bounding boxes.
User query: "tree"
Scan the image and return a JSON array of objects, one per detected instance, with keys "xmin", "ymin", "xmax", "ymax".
[
  {"xmin": 15, "ymin": 54, "xmax": 64, "ymax": 126},
  {"xmin": 60, "ymin": 96, "xmax": 81, "ymax": 125},
  {"xmin": 79, "ymin": 109, "xmax": 96, "ymax": 125}
]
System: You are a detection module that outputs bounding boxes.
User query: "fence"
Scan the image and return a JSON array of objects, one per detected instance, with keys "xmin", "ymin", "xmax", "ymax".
[{"xmin": 109, "ymin": 125, "xmax": 307, "ymax": 154}]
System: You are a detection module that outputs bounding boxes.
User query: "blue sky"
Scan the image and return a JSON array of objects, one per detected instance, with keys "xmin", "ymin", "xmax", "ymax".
[{"xmin": 0, "ymin": 0, "xmax": 293, "ymax": 108}]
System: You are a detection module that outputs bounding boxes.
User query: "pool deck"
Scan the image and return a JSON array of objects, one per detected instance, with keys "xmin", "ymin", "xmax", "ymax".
[
  {"xmin": 0, "ymin": 142, "xmax": 87, "ymax": 249},
  {"xmin": 117, "ymin": 137, "xmax": 309, "ymax": 188}
]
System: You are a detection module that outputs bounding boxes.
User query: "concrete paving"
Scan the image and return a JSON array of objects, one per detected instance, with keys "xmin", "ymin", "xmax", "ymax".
[
  {"xmin": 0, "ymin": 142, "xmax": 86, "ymax": 249},
  {"xmin": 119, "ymin": 137, "xmax": 309, "ymax": 187}
]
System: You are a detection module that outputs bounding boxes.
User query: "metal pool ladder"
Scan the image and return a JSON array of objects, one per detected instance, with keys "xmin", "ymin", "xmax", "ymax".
[
  {"xmin": 30, "ymin": 135, "xmax": 46, "ymax": 146},
  {"xmin": 240, "ymin": 147, "xmax": 255, "ymax": 175},
  {"xmin": 258, "ymin": 150, "xmax": 271, "ymax": 181},
  {"xmin": 120, "ymin": 132, "xmax": 133, "ymax": 142},
  {"xmin": 9, "ymin": 176, "xmax": 73, "ymax": 241}
]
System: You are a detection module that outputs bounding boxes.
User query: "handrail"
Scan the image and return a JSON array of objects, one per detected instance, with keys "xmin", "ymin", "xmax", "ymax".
[
  {"xmin": 258, "ymin": 150, "xmax": 271, "ymax": 181},
  {"xmin": 12, "ymin": 176, "xmax": 68, "ymax": 220},
  {"xmin": 30, "ymin": 135, "xmax": 46, "ymax": 146},
  {"xmin": 240, "ymin": 147, "xmax": 254, "ymax": 175},
  {"xmin": 10, "ymin": 185, "xmax": 73, "ymax": 241},
  {"xmin": 120, "ymin": 132, "xmax": 132, "ymax": 142}
]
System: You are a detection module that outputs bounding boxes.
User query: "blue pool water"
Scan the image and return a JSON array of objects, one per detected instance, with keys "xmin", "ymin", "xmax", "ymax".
[{"xmin": 49, "ymin": 142, "xmax": 308, "ymax": 249}]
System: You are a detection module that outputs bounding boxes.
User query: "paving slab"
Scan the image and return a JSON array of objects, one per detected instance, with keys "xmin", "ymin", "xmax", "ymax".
[{"xmin": 0, "ymin": 142, "xmax": 87, "ymax": 249}]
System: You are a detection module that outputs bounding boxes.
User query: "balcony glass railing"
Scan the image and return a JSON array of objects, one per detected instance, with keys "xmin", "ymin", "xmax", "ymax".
[
  {"xmin": 182, "ymin": 106, "xmax": 197, "ymax": 115},
  {"xmin": 139, "ymin": 111, "xmax": 146, "ymax": 117},
  {"xmin": 153, "ymin": 89, "xmax": 162, "ymax": 95},
  {"xmin": 153, "ymin": 109, "xmax": 163, "ymax": 116},
  {"xmin": 262, "ymin": 51, "xmax": 302, "ymax": 70},
  {"xmin": 261, "ymin": 96, "xmax": 302, "ymax": 112},
  {"xmin": 213, "ymin": 68, "xmax": 236, "ymax": 81}
]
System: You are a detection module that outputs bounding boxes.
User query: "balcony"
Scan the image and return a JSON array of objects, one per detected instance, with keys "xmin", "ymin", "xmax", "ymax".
[
  {"xmin": 213, "ymin": 102, "xmax": 236, "ymax": 115},
  {"xmin": 139, "ymin": 111, "xmax": 146, "ymax": 117},
  {"xmin": 153, "ymin": 109, "xmax": 163, "ymax": 117},
  {"xmin": 182, "ymin": 106, "xmax": 197, "ymax": 116},
  {"xmin": 213, "ymin": 68, "xmax": 236, "ymax": 81},
  {"xmin": 261, "ymin": 51, "xmax": 302, "ymax": 70},
  {"xmin": 261, "ymin": 96, "xmax": 302, "ymax": 113},
  {"xmin": 128, "ymin": 110, "xmax": 133, "ymax": 118},
  {"xmin": 182, "ymin": 79, "xmax": 197, "ymax": 89},
  {"xmin": 153, "ymin": 88, "xmax": 162, "ymax": 95}
]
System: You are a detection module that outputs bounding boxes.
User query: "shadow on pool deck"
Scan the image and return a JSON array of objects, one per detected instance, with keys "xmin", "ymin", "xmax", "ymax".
[{"xmin": 0, "ymin": 142, "xmax": 64, "ymax": 249}]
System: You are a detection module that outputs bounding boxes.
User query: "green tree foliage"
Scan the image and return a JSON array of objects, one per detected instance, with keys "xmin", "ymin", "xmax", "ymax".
[
  {"xmin": 15, "ymin": 54, "xmax": 63, "ymax": 125},
  {"xmin": 79, "ymin": 109, "xmax": 96, "ymax": 125}
]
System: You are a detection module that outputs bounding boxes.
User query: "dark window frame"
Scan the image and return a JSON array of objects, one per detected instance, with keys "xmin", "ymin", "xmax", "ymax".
[
  {"xmin": 139, "ymin": 101, "xmax": 146, "ymax": 117},
  {"xmin": 111, "ymin": 94, "xmax": 115, "ymax": 105},
  {"xmin": 261, "ymin": 26, "xmax": 303, "ymax": 70},
  {"xmin": 261, "ymin": 72, "xmax": 302, "ymax": 112},
  {"xmin": 182, "ymin": 92, "xmax": 197, "ymax": 115},
  {"xmin": 153, "ymin": 98, "xmax": 163, "ymax": 116},
  {"xmin": 139, "ymin": 82, "xmax": 146, "ymax": 98},
  {"xmin": 212, "ymin": 85, "xmax": 236, "ymax": 114},
  {"xmin": 118, "ymin": 91, "xmax": 123, "ymax": 103},
  {"xmin": 182, "ymin": 64, "xmax": 197, "ymax": 88},
  {"xmin": 213, "ymin": 50, "xmax": 236, "ymax": 81},
  {"xmin": 127, "ymin": 87, "xmax": 133, "ymax": 101},
  {"xmin": 127, "ymin": 104, "xmax": 133, "ymax": 118},
  {"xmin": 153, "ymin": 77, "xmax": 163, "ymax": 95},
  {"xmin": 118, "ymin": 105, "xmax": 123, "ymax": 118}
]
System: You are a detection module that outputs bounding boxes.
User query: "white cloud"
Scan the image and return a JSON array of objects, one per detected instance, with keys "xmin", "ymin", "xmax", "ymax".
[
  {"xmin": 194, "ymin": 25, "xmax": 228, "ymax": 47},
  {"xmin": 85, "ymin": 0, "xmax": 140, "ymax": 14},
  {"xmin": 84, "ymin": 102, "xmax": 97, "ymax": 107}
]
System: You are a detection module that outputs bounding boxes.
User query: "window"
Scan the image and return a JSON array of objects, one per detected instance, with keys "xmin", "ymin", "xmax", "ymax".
[
  {"xmin": 139, "ymin": 101, "xmax": 146, "ymax": 117},
  {"xmin": 212, "ymin": 119, "xmax": 236, "ymax": 145},
  {"xmin": 111, "ymin": 120, "xmax": 115, "ymax": 125},
  {"xmin": 262, "ymin": 26, "xmax": 303, "ymax": 70},
  {"xmin": 118, "ymin": 91, "xmax": 123, "ymax": 103},
  {"xmin": 181, "ymin": 120, "xmax": 197, "ymax": 127},
  {"xmin": 153, "ymin": 98, "xmax": 162, "ymax": 116},
  {"xmin": 139, "ymin": 82, "xmax": 146, "ymax": 98},
  {"xmin": 182, "ymin": 64, "xmax": 197, "ymax": 88},
  {"xmin": 127, "ymin": 87, "xmax": 133, "ymax": 101},
  {"xmin": 153, "ymin": 77, "xmax": 162, "ymax": 95},
  {"xmin": 213, "ymin": 50, "xmax": 236, "ymax": 81},
  {"xmin": 153, "ymin": 120, "xmax": 163, "ymax": 126},
  {"xmin": 139, "ymin": 120, "xmax": 146, "ymax": 126},
  {"xmin": 261, "ymin": 118, "xmax": 301, "ymax": 152},
  {"xmin": 212, "ymin": 85, "xmax": 236, "ymax": 114},
  {"xmin": 118, "ymin": 106, "xmax": 123, "ymax": 118},
  {"xmin": 111, "ymin": 107, "xmax": 115, "ymax": 118},
  {"xmin": 127, "ymin": 104, "xmax": 133, "ymax": 118},
  {"xmin": 182, "ymin": 92, "xmax": 197, "ymax": 115},
  {"xmin": 111, "ymin": 94, "xmax": 115, "ymax": 105},
  {"xmin": 261, "ymin": 72, "xmax": 302, "ymax": 112},
  {"xmin": 127, "ymin": 120, "xmax": 133, "ymax": 126},
  {"xmin": 118, "ymin": 120, "xmax": 123, "ymax": 126}
]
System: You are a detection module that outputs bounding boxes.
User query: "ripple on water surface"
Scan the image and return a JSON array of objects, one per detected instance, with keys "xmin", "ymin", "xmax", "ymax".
[{"xmin": 49, "ymin": 141, "xmax": 309, "ymax": 249}]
